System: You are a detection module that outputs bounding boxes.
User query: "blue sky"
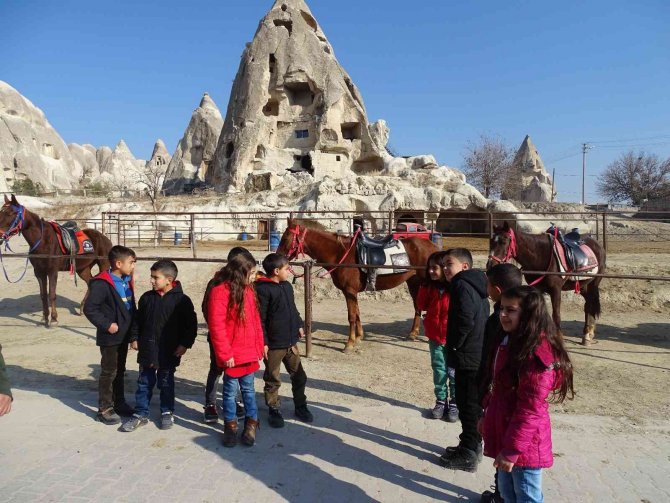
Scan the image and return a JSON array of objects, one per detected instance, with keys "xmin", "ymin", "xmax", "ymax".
[{"xmin": 2, "ymin": 0, "xmax": 669, "ymax": 202}]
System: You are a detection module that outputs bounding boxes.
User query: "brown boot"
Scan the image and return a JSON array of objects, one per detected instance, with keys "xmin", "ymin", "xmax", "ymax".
[
  {"xmin": 223, "ymin": 419, "xmax": 238, "ymax": 448},
  {"xmin": 241, "ymin": 417, "xmax": 260, "ymax": 446}
]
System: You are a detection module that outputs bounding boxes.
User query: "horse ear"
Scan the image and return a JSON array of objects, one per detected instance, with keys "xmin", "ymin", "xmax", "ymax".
[
  {"xmin": 3, "ymin": 194, "xmax": 9, "ymax": 204},
  {"xmin": 10, "ymin": 194, "xmax": 19, "ymax": 205}
]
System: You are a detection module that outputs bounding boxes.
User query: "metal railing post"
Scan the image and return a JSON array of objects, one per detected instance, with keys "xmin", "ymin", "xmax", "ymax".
[
  {"xmin": 304, "ymin": 261, "xmax": 313, "ymax": 358},
  {"xmin": 602, "ymin": 212, "xmax": 608, "ymax": 254}
]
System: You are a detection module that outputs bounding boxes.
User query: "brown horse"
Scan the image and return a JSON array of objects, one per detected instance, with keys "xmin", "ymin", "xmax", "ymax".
[
  {"xmin": 488, "ymin": 221, "xmax": 606, "ymax": 345},
  {"xmin": 276, "ymin": 218, "xmax": 439, "ymax": 352},
  {"xmin": 0, "ymin": 194, "xmax": 113, "ymax": 327}
]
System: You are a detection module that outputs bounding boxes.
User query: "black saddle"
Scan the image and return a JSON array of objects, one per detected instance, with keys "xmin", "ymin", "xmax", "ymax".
[
  {"xmin": 546, "ymin": 225, "xmax": 590, "ymax": 271},
  {"xmin": 355, "ymin": 226, "xmax": 399, "ymax": 267},
  {"xmin": 56, "ymin": 221, "xmax": 81, "ymax": 255}
]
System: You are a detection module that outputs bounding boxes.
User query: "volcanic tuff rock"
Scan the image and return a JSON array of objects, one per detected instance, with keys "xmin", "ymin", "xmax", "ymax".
[
  {"xmin": 207, "ymin": 0, "xmax": 389, "ymax": 192},
  {"xmin": 0, "ymin": 80, "xmax": 81, "ymax": 192},
  {"xmin": 68, "ymin": 143, "xmax": 101, "ymax": 183},
  {"xmin": 163, "ymin": 93, "xmax": 223, "ymax": 194},
  {"xmin": 502, "ymin": 135, "xmax": 556, "ymax": 202},
  {"xmin": 94, "ymin": 140, "xmax": 145, "ymax": 189},
  {"xmin": 147, "ymin": 139, "xmax": 171, "ymax": 171}
]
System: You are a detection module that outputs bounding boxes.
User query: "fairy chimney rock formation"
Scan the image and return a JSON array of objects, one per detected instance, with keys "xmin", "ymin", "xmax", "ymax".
[
  {"xmin": 207, "ymin": 0, "xmax": 387, "ymax": 192},
  {"xmin": 147, "ymin": 139, "xmax": 171, "ymax": 170},
  {"xmin": 163, "ymin": 93, "xmax": 223, "ymax": 193},
  {"xmin": 0, "ymin": 80, "xmax": 82, "ymax": 191},
  {"xmin": 95, "ymin": 139, "xmax": 145, "ymax": 188},
  {"xmin": 503, "ymin": 135, "xmax": 556, "ymax": 202}
]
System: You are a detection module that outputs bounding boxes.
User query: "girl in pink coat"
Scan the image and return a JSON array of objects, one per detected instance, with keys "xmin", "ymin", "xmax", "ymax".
[
  {"xmin": 208, "ymin": 253, "xmax": 266, "ymax": 448},
  {"xmin": 480, "ymin": 286, "xmax": 574, "ymax": 503}
]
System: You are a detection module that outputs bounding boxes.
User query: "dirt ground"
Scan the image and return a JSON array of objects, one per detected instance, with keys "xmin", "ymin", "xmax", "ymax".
[{"xmin": 0, "ymin": 242, "xmax": 668, "ymax": 427}]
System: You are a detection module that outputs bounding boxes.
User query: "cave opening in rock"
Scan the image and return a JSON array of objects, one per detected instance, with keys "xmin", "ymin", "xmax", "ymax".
[
  {"xmin": 273, "ymin": 19, "xmax": 293, "ymax": 36},
  {"xmin": 285, "ymin": 82, "xmax": 314, "ymax": 107}
]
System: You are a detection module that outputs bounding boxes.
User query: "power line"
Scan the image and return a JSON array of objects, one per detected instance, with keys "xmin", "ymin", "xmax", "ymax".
[{"xmin": 587, "ymin": 134, "xmax": 670, "ymax": 144}]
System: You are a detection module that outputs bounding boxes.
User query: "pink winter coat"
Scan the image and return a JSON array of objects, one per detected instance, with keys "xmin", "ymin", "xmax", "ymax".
[
  {"xmin": 207, "ymin": 283, "xmax": 265, "ymax": 370},
  {"xmin": 481, "ymin": 336, "xmax": 562, "ymax": 468},
  {"xmin": 416, "ymin": 285, "xmax": 450, "ymax": 345}
]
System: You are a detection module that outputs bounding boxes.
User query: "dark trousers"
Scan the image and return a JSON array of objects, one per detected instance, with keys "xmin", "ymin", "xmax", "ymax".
[
  {"xmin": 455, "ymin": 368, "xmax": 482, "ymax": 452},
  {"xmin": 263, "ymin": 345, "xmax": 307, "ymax": 409},
  {"xmin": 205, "ymin": 338, "xmax": 223, "ymax": 405},
  {"xmin": 98, "ymin": 343, "xmax": 128, "ymax": 411},
  {"xmin": 134, "ymin": 367, "xmax": 175, "ymax": 417}
]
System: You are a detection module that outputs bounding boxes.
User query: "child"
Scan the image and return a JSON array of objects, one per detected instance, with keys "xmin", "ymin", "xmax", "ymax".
[
  {"xmin": 0, "ymin": 344, "xmax": 12, "ymax": 416},
  {"xmin": 202, "ymin": 247, "xmax": 254, "ymax": 423},
  {"xmin": 256, "ymin": 253, "xmax": 313, "ymax": 428},
  {"xmin": 208, "ymin": 252, "xmax": 266, "ymax": 447},
  {"xmin": 480, "ymin": 286, "xmax": 574, "ymax": 503},
  {"xmin": 438, "ymin": 248, "xmax": 489, "ymax": 472},
  {"xmin": 122, "ymin": 260, "xmax": 197, "ymax": 432},
  {"xmin": 84, "ymin": 245, "xmax": 137, "ymax": 424},
  {"xmin": 416, "ymin": 251, "xmax": 458, "ymax": 422},
  {"xmin": 479, "ymin": 263, "xmax": 523, "ymax": 503}
]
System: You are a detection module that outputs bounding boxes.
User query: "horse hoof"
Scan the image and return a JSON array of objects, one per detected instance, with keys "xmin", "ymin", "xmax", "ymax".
[
  {"xmin": 581, "ymin": 337, "xmax": 591, "ymax": 347},
  {"xmin": 50, "ymin": 320, "xmax": 59, "ymax": 327},
  {"xmin": 343, "ymin": 345, "xmax": 355, "ymax": 354},
  {"xmin": 406, "ymin": 332, "xmax": 419, "ymax": 341}
]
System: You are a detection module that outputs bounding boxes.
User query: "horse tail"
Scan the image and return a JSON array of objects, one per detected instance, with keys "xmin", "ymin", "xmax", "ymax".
[{"xmin": 587, "ymin": 282, "xmax": 601, "ymax": 319}]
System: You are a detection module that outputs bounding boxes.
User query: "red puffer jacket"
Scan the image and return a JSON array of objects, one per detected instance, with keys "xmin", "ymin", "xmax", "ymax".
[
  {"xmin": 481, "ymin": 336, "xmax": 562, "ymax": 468},
  {"xmin": 416, "ymin": 285, "xmax": 450, "ymax": 345},
  {"xmin": 207, "ymin": 283, "xmax": 265, "ymax": 368}
]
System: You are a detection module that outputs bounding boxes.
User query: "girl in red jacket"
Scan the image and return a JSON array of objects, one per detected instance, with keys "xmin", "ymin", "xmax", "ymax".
[
  {"xmin": 416, "ymin": 251, "xmax": 457, "ymax": 421},
  {"xmin": 481, "ymin": 286, "xmax": 574, "ymax": 503},
  {"xmin": 208, "ymin": 253, "xmax": 267, "ymax": 448}
]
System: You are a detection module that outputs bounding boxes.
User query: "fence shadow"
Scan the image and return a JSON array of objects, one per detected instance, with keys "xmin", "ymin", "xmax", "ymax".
[
  {"xmin": 0, "ymin": 294, "xmax": 82, "ymax": 319},
  {"xmin": 562, "ymin": 320, "xmax": 670, "ymax": 351},
  {"xmin": 312, "ymin": 319, "xmax": 429, "ymax": 354}
]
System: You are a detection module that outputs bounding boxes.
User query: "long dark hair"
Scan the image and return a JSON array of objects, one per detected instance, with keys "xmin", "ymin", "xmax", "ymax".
[
  {"xmin": 502, "ymin": 286, "xmax": 574, "ymax": 403},
  {"xmin": 210, "ymin": 253, "xmax": 257, "ymax": 321}
]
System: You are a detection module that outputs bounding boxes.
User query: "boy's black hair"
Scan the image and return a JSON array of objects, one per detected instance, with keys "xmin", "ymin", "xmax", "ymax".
[
  {"xmin": 444, "ymin": 248, "xmax": 473, "ymax": 268},
  {"xmin": 227, "ymin": 246, "xmax": 255, "ymax": 263},
  {"xmin": 486, "ymin": 263, "xmax": 522, "ymax": 291},
  {"xmin": 151, "ymin": 259, "xmax": 178, "ymax": 280},
  {"xmin": 262, "ymin": 253, "xmax": 289, "ymax": 276},
  {"xmin": 108, "ymin": 245, "xmax": 136, "ymax": 265}
]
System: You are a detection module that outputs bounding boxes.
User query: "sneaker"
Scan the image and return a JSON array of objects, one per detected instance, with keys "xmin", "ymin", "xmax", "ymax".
[
  {"xmin": 443, "ymin": 443, "xmax": 483, "ymax": 462},
  {"xmin": 439, "ymin": 445, "xmax": 480, "ymax": 473},
  {"xmin": 294, "ymin": 405, "xmax": 314, "ymax": 423},
  {"xmin": 480, "ymin": 489, "xmax": 504, "ymax": 503},
  {"xmin": 445, "ymin": 402, "xmax": 459, "ymax": 423},
  {"xmin": 96, "ymin": 408, "xmax": 121, "ymax": 425},
  {"xmin": 121, "ymin": 415, "xmax": 148, "ymax": 432},
  {"xmin": 204, "ymin": 404, "xmax": 219, "ymax": 424},
  {"xmin": 268, "ymin": 407, "xmax": 285, "ymax": 428},
  {"xmin": 114, "ymin": 402, "xmax": 135, "ymax": 416},
  {"xmin": 431, "ymin": 400, "xmax": 446, "ymax": 419},
  {"xmin": 236, "ymin": 401, "xmax": 245, "ymax": 419},
  {"xmin": 161, "ymin": 412, "xmax": 174, "ymax": 430}
]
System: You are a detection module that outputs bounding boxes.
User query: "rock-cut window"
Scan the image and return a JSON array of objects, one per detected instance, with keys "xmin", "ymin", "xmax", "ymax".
[{"xmin": 295, "ymin": 130, "xmax": 309, "ymax": 139}]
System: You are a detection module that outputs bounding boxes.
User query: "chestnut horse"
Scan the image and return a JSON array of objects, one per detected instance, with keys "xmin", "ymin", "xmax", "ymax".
[
  {"xmin": 0, "ymin": 194, "xmax": 113, "ymax": 327},
  {"xmin": 277, "ymin": 219, "xmax": 439, "ymax": 352},
  {"xmin": 488, "ymin": 221, "xmax": 606, "ymax": 345}
]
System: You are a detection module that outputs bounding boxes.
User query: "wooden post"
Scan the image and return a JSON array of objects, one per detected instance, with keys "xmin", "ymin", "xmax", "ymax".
[
  {"xmin": 488, "ymin": 212, "xmax": 494, "ymax": 240},
  {"xmin": 602, "ymin": 212, "xmax": 608, "ymax": 254},
  {"xmin": 595, "ymin": 211, "xmax": 600, "ymax": 241},
  {"xmin": 190, "ymin": 213, "xmax": 197, "ymax": 258},
  {"xmin": 303, "ymin": 261, "xmax": 313, "ymax": 358},
  {"xmin": 101, "ymin": 212, "xmax": 106, "ymax": 235}
]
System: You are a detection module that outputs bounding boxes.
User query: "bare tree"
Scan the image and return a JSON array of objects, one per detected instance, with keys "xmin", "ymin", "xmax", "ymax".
[
  {"xmin": 596, "ymin": 151, "xmax": 670, "ymax": 205},
  {"xmin": 131, "ymin": 158, "xmax": 168, "ymax": 212},
  {"xmin": 462, "ymin": 134, "xmax": 514, "ymax": 198}
]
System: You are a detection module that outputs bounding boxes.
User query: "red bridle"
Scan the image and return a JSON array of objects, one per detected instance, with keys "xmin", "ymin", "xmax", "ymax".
[
  {"xmin": 489, "ymin": 228, "xmax": 518, "ymax": 264},
  {"xmin": 286, "ymin": 224, "xmax": 308, "ymax": 261}
]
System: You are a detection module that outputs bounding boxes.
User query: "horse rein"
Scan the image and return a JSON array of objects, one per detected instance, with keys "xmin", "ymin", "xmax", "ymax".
[
  {"xmin": 488, "ymin": 228, "xmax": 547, "ymax": 287},
  {"xmin": 286, "ymin": 224, "xmax": 361, "ymax": 279},
  {"xmin": 0, "ymin": 203, "xmax": 45, "ymax": 283}
]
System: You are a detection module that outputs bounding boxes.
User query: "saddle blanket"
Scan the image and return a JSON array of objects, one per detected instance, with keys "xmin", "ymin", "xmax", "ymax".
[
  {"xmin": 552, "ymin": 239, "xmax": 599, "ymax": 279},
  {"xmin": 374, "ymin": 241, "xmax": 410, "ymax": 275},
  {"xmin": 49, "ymin": 222, "xmax": 94, "ymax": 255}
]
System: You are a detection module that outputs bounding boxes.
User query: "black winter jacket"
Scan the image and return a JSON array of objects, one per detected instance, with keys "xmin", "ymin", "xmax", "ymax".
[
  {"xmin": 478, "ymin": 302, "xmax": 502, "ymax": 403},
  {"xmin": 130, "ymin": 282, "xmax": 198, "ymax": 369},
  {"xmin": 83, "ymin": 271, "xmax": 136, "ymax": 347},
  {"xmin": 256, "ymin": 277, "xmax": 304, "ymax": 349},
  {"xmin": 446, "ymin": 269, "xmax": 490, "ymax": 371}
]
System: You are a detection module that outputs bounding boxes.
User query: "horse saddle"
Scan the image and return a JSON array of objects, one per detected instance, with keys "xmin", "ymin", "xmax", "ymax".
[
  {"xmin": 356, "ymin": 228, "xmax": 409, "ymax": 275},
  {"xmin": 49, "ymin": 221, "xmax": 94, "ymax": 255},
  {"xmin": 546, "ymin": 225, "xmax": 597, "ymax": 273}
]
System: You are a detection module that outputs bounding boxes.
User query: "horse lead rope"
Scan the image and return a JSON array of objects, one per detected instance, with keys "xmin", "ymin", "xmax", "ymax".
[{"xmin": 0, "ymin": 205, "xmax": 44, "ymax": 283}]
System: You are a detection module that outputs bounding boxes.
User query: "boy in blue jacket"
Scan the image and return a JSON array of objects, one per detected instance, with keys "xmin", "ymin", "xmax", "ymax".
[{"xmin": 83, "ymin": 245, "xmax": 137, "ymax": 424}]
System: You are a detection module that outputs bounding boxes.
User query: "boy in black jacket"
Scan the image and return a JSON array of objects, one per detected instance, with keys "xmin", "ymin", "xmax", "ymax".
[
  {"xmin": 438, "ymin": 248, "xmax": 490, "ymax": 473},
  {"xmin": 122, "ymin": 260, "xmax": 197, "ymax": 432},
  {"xmin": 256, "ymin": 253, "xmax": 313, "ymax": 428},
  {"xmin": 83, "ymin": 245, "xmax": 137, "ymax": 425}
]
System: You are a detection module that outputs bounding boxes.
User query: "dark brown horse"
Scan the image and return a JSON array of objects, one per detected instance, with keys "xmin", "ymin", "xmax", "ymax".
[
  {"xmin": 276, "ymin": 218, "xmax": 439, "ymax": 352},
  {"xmin": 0, "ymin": 194, "xmax": 113, "ymax": 327},
  {"xmin": 488, "ymin": 221, "xmax": 606, "ymax": 345}
]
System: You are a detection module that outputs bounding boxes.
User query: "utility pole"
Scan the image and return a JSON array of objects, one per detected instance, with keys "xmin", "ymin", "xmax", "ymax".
[{"xmin": 581, "ymin": 143, "xmax": 593, "ymax": 205}]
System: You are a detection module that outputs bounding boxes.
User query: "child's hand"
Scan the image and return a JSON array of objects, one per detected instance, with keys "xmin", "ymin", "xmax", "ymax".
[
  {"xmin": 0, "ymin": 394, "xmax": 12, "ymax": 416},
  {"xmin": 298, "ymin": 328, "xmax": 305, "ymax": 339},
  {"xmin": 263, "ymin": 345, "xmax": 269, "ymax": 359},
  {"xmin": 224, "ymin": 357, "xmax": 235, "ymax": 368},
  {"xmin": 108, "ymin": 323, "xmax": 119, "ymax": 334},
  {"xmin": 493, "ymin": 453, "xmax": 514, "ymax": 473},
  {"xmin": 130, "ymin": 341, "xmax": 138, "ymax": 351},
  {"xmin": 174, "ymin": 346, "xmax": 188, "ymax": 357}
]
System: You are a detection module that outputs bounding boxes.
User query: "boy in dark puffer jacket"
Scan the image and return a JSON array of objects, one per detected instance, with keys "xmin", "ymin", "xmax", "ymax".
[
  {"xmin": 256, "ymin": 253, "xmax": 313, "ymax": 428},
  {"xmin": 122, "ymin": 260, "xmax": 197, "ymax": 432}
]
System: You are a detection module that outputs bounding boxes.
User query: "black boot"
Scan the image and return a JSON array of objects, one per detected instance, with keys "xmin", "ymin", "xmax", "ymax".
[
  {"xmin": 439, "ymin": 445, "xmax": 480, "ymax": 473},
  {"xmin": 268, "ymin": 407, "xmax": 285, "ymax": 428}
]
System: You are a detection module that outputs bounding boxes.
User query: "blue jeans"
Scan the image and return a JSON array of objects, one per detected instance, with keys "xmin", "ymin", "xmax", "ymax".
[
  {"xmin": 498, "ymin": 467, "xmax": 543, "ymax": 503},
  {"xmin": 222, "ymin": 372, "xmax": 257, "ymax": 421},
  {"xmin": 134, "ymin": 367, "xmax": 175, "ymax": 417}
]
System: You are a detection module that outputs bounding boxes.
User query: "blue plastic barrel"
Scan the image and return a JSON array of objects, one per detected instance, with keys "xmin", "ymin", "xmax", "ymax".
[
  {"xmin": 173, "ymin": 232, "xmax": 183, "ymax": 246},
  {"xmin": 240, "ymin": 232, "xmax": 249, "ymax": 241},
  {"xmin": 269, "ymin": 230, "xmax": 281, "ymax": 252},
  {"xmin": 431, "ymin": 232, "xmax": 442, "ymax": 247}
]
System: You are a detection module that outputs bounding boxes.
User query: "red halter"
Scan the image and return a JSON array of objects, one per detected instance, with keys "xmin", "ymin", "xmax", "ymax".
[
  {"xmin": 489, "ymin": 228, "xmax": 518, "ymax": 265},
  {"xmin": 286, "ymin": 224, "xmax": 308, "ymax": 260}
]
